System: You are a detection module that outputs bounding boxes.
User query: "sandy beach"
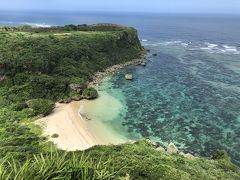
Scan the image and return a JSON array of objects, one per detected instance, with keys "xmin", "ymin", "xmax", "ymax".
[
  {"xmin": 38, "ymin": 98, "xmax": 128, "ymax": 151},
  {"xmin": 37, "ymin": 55, "xmax": 144, "ymax": 151}
]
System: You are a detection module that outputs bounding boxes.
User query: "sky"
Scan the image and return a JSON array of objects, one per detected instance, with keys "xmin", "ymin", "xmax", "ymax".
[{"xmin": 1, "ymin": 0, "xmax": 240, "ymax": 14}]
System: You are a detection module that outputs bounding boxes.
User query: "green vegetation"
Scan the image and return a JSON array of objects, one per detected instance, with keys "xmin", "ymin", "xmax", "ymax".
[
  {"xmin": 82, "ymin": 87, "xmax": 98, "ymax": 99},
  {"xmin": 26, "ymin": 99, "xmax": 55, "ymax": 116},
  {"xmin": 51, "ymin": 133, "xmax": 59, "ymax": 138},
  {"xmin": 0, "ymin": 24, "xmax": 143, "ymax": 160},
  {"xmin": 1, "ymin": 141, "xmax": 239, "ymax": 179},
  {"xmin": 0, "ymin": 151, "xmax": 116, "ymax": 180},
  {"xmin": 0, "ymin": 24, "xmax": 239, "ymax": 179}
]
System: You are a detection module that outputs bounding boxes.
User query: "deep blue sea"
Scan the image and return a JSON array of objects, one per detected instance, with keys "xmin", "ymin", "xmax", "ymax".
[{"xmin": 1, "ymin": 11, "xmax": 240, "ymax": 164}]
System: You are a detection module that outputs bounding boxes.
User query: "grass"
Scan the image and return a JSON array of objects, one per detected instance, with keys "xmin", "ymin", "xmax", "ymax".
[
  {"xmin": 0, "ymin": 24, "xmax": 143, "ymax": 161},
  {"xmin": 0, "ymin": 151, "xmax": 118, "ymax": 180},
  {"xmin": 1, "ymin": 24, "xmax": 239, "ymax": 179},
  {"xmin": 0, "ymin": 141, "xmax": 239, "ymax": 179}
]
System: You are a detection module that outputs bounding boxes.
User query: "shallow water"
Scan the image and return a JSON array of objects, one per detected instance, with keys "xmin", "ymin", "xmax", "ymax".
[
  {"xmin": 1, "ymin": 11, "xmax": 240, "ymax": 163},
  {"xmin": 97, "ymin": 40, "xmax": 240, "ymax": 164}
]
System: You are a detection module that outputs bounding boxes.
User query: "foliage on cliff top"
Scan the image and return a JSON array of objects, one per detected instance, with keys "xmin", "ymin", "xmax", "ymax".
[
  {"xmin": 1, "ymin": 140, "xmax": 239, "ymax": 180},
  {"xmin": 0, "ymin": 24, "xmax": 143, "ymax": 160},
  {"xmin": 84, "ymin": 140, "xmax": 240, "ymax": 179}
]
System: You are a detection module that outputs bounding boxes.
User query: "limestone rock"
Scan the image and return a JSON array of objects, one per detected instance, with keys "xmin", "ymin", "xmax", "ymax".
[
  {"xmin": 0, "ymin": 75, "xmax": 6, "ymax": 82},
  {"xmin": 69, "ymin": 84, "xmax": 84, "ymax": 93},
  {"xmin": 184, "ymin": 153, "xmax": 196, "ymax": 159},
  {"xmin": 145, "ymin": 138, "xmax": 158, "ymax": 147},
  {"xmin": 167, "ymin": 142, "xmax": 178, "ymax": 154},
  {"xmin": 127, "ymin": 140, "xmax": 136, "ymax": 144},
  {"xmin": 58, "ymin": 99, "xmax": 64, "ymax": 103},
  {"xmin": 125, "ymin": 74, "xmax": 133, "ymax": 80},
  {"xmin": 64, "ymin": 98, "xmax": 72, "ymax": 104},
  {"xmin": 156, "ymin": 147, "xmax": 165, "ymax": 152},
  {"xmin": 179, "ymin": 152, "xmax": 185, "ymax": 156},
  {"xmin": 71, "ymin": 95, "xmax": 82, "ymax": 101}
]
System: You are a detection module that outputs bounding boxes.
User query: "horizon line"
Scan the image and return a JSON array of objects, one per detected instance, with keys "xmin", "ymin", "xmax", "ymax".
[{"xmin": 0, "ymin": 9, "xmax": 240, "ymax": 16}]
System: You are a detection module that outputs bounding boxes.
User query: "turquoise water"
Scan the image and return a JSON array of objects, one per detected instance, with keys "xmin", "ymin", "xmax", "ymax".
[
  {"xmin": 99, "ymin": 40, "xmax": 240, "ymax": 164},
  {"xmin": 1, "ymin": 11, "xmax": 240, "ymax": 163}
]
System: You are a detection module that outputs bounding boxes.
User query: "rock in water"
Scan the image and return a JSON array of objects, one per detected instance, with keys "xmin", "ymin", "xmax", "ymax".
[
  {"xmin": 167, "ymin": 142, "xmax": 178, "ymax": 154},
  {"xmin": 125, "ymin": 74, "xmax": 133, "ymax": 80}
]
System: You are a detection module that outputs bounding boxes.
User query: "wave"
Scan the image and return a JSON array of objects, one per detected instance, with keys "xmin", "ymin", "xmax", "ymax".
[
  {"xmin": 144, "ymin": 40, "xmax": 240, "ymax": 55},
  {"xmin": 200, "ymin": 43, "xmax": 240, "ymax": 55},
  {"xmin": 20, "ymin": 22, "xmax": 52, "ymax": 28},
  {"xmin": 222, "ymin": 45, "xmax": 238, "ymax": 53}
]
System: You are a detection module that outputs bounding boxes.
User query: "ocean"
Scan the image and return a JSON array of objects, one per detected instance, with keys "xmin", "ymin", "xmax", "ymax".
[{"xmin": 1, "ymin": 10, "xmax": 240, "ymax": 164}]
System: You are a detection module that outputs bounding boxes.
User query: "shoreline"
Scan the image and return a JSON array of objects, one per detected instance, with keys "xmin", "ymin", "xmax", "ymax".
[
  {"xmin": 88, "ymin": 53, "xmax": 146, "ymax": 87},
  {"xmin": 37, "ymin": 101, "xmax": 128, "ymax": 151},
  {"xmin": 38, "ymin": 53, "xmax": 145, "ymax": 151}
]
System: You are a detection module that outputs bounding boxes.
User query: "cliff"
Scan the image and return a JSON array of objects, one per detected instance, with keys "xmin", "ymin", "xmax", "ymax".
[{"xmin": 0, "ymin": 24, "xmax": 239, "ymax": 179}]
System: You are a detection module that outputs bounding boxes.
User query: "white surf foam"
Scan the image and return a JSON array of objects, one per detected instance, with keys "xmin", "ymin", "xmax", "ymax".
[
  {"xmin": 21, "ymin": 22, "xmax": 51, "ymax": 28},
  {"xmin": 199, "ymin": 42, "xmax": 240, "ymax": 55}
]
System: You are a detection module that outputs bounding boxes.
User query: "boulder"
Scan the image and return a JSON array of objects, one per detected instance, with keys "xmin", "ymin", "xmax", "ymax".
[
  {"xmin": 82, "ymin": 87, "xmax": 98, "ymax": 100},
  {"xmin": 58, "ymin": 99, "xmax": 64, "ymax": 103},
  {"xmin": 125, "ymin": 74, "xmax": 133, "ymax": 80},
  {"xmin": 184, "ymin": 153, "xmax": 196, "ymax": 159},
  {"xmin": 167, "ymin": 142, "xmax": 178, "ymax": 154},
  {"xmin": 145, "ymin": 138, "xmax": 158, "ymax": 147},
  {"xmin": 156, "ymin": 146, "xmax": 165, "ymax": 152},
  {"xmin": 0, "ymin": 75, "xmax": 6, "ymax": 82},
  {"xmin": 127, "ymin": 140, "xmax": 136, "ymax": 144},
  {"xmin": 64, "ymin": 98, "xmax": 72, "ymax": 104},
  {"xmin": 69, "ymin": 84, "xmax": 84, "ymax": 93},
  {"xmin": 71, "ymin": 95, "xmax": 82, "ymax": 101},
  {"xmin": 179, "ymin": 152, "xmax": 196, "ymax": 159},
  {"xmin": 141, "ymin": 62, "xmax": 146, "ymax": 66},
  {"xmin": 179, "ymin": 152, "xmax": 185, "ymax": 156}
]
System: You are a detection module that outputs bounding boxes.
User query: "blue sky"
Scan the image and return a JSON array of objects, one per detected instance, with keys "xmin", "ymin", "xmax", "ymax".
[{"xmin": 1, "ymin": 0, "xmax": 240, "ymax": 14}]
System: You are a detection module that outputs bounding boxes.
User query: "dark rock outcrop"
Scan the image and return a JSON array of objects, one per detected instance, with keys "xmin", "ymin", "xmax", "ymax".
[{"xmin": 69, "ymin": 84, "xmax": 84, "ymax": 93}]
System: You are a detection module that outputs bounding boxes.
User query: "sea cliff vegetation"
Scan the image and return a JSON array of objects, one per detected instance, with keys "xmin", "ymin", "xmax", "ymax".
[
  {"xmin": 1, "ymin": 141, "xmax": 239, "ymax": 179},
  {"xmin": 0, "ymin": 23, "xmax": 143, "ymax": 159},
  {"xmin": 0, "ymin": 24, "xmax": 239, "ymax": 179}
]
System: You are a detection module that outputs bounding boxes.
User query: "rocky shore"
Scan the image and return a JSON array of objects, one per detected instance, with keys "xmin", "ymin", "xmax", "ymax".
[{"xmin": 88, "ymin": 53, "xmax": 146, "ymax": 87}]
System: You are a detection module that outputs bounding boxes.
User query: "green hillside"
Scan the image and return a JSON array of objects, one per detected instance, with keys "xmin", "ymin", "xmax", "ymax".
[
  {"xmin": 0, "ymin": 24, "xmax": 143, "ymax": 160},
  {"xmin": 0, "ymin": 24, "xmax": 239, "ymax": 179},
  {"xmin": 1, "ymin": 140, "xmax": 239, "ymax": 179}
]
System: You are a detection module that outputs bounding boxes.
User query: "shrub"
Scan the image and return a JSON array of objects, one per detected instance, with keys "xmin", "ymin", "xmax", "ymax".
[
  {"xmin": 82, "ymin": 87, "xmax": 98, "ymax": 99},
  {"xmin": 29, "ymin": 75, "xmax": 68, "ymax": 100},
  {"xmin": 11, "ymin": 102, "xmax": 28, "ymax": 111},
  {"xmin": 13, "ymin": 73, "xmax": 30, "ymax": 85},
  {"xmin": 0, "ymin": 151, "xmax": 118, "ymax": 179},
  {"xmin": 212, "ymin": 150, "xmax": 230, "ymax": 160},
  {"xmin": 26, "ymin": 99, "xmax": 55, "ymax": 116},
  {"xmin": 51, "ymin": 134, "xmax": 59, "ymax": 138}
]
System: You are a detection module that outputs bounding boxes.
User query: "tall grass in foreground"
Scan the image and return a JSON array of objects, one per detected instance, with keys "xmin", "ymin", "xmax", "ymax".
[{"xmin": 0, "ymin": 151, "xmax": 117, "ymax": 180}]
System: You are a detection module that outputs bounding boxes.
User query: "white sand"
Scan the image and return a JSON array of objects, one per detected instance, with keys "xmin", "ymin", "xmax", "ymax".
[{"xmin": 37, "ymin": 99, "xmax": 128, "ymax": 151}]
